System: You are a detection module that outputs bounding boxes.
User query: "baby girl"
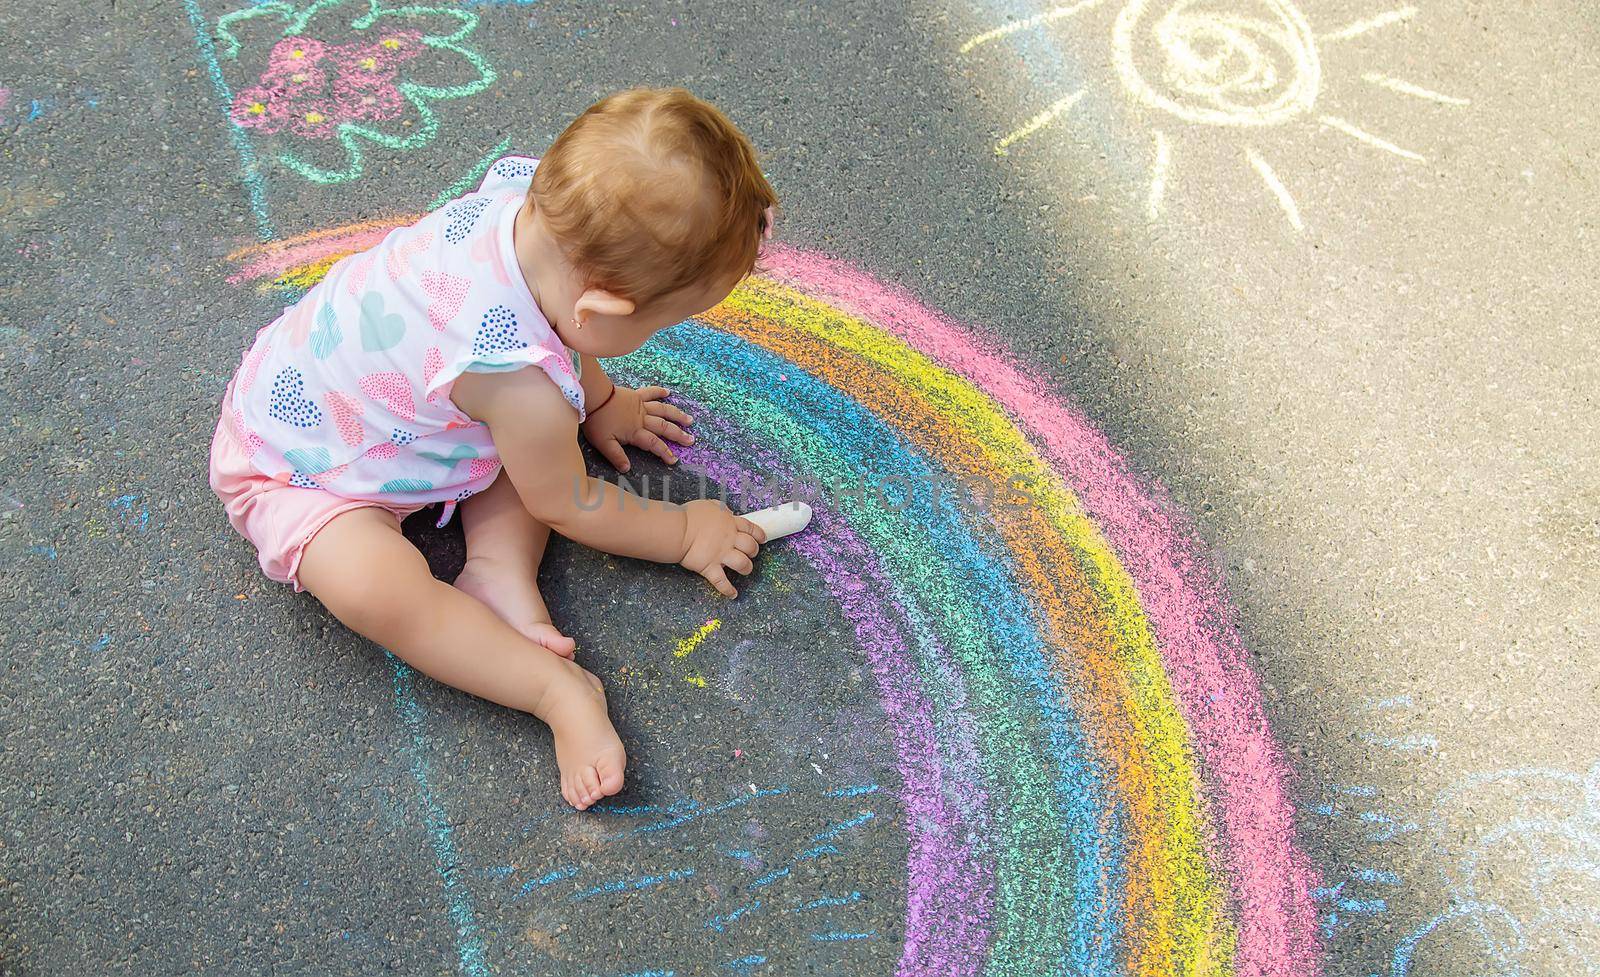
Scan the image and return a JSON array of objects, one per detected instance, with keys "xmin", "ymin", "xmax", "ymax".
[{"xmin": 210, "ymin": 88, "xmax": 778, "ymax": 810}]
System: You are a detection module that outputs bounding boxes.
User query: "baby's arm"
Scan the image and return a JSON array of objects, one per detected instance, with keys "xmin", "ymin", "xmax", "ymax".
[{"xmin": 453, "ymin": 368, "xmax": 765, "ymax": 595}]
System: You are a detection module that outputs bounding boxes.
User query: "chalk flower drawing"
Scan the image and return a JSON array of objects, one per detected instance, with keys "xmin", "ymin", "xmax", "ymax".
[
  {"xmin": 214, "ymin": 0, "xmax": 495, "ymax": 184},
  {"xmin": 230, "ymin": 33, "xmax": 425, "ymax": 139},
  {"xmin": 962, "ymin": 1, "xmax": 1468, "ymax": 231}
]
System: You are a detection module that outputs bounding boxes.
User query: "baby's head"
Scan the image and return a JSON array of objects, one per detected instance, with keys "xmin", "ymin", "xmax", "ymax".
[{"xmin": 522, "ymin": 88, "xmax": 778, "ymax": 356}]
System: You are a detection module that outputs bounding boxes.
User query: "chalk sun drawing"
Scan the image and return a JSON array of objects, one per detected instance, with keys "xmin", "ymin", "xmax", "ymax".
[
  {"xmin": 231, "ymin": 232, "xmax": 1321, "ymax": 977},
  {"xmin": 961, "ymin": 0, "xmax": 1467, "ymax": 231},
  {"xmin": 212, "ymin": 0, "xmax": 495, "ymax": 184}
]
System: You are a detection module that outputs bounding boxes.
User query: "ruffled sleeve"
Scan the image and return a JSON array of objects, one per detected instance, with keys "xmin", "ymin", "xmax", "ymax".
[{"xmin": 428, "ymin": 308, "xmax": 586, "ymax": 420}]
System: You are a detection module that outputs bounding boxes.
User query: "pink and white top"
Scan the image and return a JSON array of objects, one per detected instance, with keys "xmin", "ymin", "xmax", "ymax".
[{"xmin": 229, "ymin": 156, "xmax": 583, "ymax": 513}]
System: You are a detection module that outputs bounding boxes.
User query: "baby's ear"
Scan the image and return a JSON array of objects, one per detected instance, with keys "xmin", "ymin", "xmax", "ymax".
[{"xmin": 574, "ymin": 288, "xmax": 635, "ymax": 326}]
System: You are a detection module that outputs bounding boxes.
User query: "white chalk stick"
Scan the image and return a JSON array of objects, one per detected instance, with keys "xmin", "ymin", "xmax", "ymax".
[{"xmin": 741, "ymin": 501, "xmax": 813, "ymax": 541}]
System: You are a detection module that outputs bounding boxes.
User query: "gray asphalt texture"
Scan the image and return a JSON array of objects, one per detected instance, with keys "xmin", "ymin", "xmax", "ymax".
[{"xmin": 2, "ymin": 0, "xmax": 1597, "ymax": 975}]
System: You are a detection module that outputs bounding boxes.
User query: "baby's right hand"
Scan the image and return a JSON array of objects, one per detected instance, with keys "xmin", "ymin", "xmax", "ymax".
[{"xmin": 679, "ymin": 499, "xmax": 766, "ymax": 598}]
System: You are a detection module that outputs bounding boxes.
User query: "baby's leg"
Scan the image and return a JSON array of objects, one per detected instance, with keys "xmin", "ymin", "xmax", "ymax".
[
  {"xmin": 454, "ymin": 472, "xmax": 576, "ymax": 658},
  {"xmin": 298, "ymin": 507, "xmax": 625, "ymax": 809}
]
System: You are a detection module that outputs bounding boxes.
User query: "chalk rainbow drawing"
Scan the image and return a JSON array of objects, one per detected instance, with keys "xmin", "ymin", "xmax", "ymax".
[
  {"xmin": 229, "ymin": 231, "xmax": 1323, "ymax": 976},
  {"xmin": 961, "ymin": 0, "xmax": 1467, "ymax": 231},
  {"xmin": 211, "ymin": 0, "xmax": 495, "ymax": 184}
]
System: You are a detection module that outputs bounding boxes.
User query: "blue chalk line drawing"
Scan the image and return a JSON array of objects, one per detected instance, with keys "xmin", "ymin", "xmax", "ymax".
[
  {"xmin": 705, "ymin": 900, "xmax": 762, "ymax": 933},
  {"xmin": 607, "ymin": 786, "xmax": 788, "ymax": 840},
  {"xmin": 750, "ymin": 844, "xmax": 840, "ymax": 889},
  {"xmin": 512, "ymin": 865, "xmax": 578, "ymax": 901},
  {"xmin": 571, "ymin": 867, "xmax": 696, "ymax": 902},
  {"xmin": 389, "ymin": 655, "xmax": 490, "ymax": 977},
  {"xmin": 824, "ymin": 783, "xmax": 880, "ymax": 798},
  {"xmin": 812, "ymin": 811, "xmax": 875, "ymax": 843},
  {"xmin": 179, "ymin": 0, "xmax": 275, "ymax": 238},
  {"xmin": 810, "ymin": 930, "xmax": 876, "ymax": 942},
  {"xmin": 108, "ymin": 494, "xmax": 150, "ymax": 532},
  {"xmin": 1387, "ymin": 762, "xmax": 1600, "ymax": 976},
  {"xmin": 796, "ymin": 892, "xmax": 863, "ymax": 911}
]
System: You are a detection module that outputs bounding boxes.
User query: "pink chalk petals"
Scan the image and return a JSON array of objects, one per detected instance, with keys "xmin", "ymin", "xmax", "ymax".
[
  {"xmin": 230, "ymin": 33, "xmax": 425, "ymax": 141},
  {"xmin": 326, "ymin": 390, "xmax": 365, "ymax": 446},
  {"xmin": 358, "ymin": 371, "xmax": 415, "ymax": 421},
  {"xmin": 420, "ymin": 272, "xmax": 470, "ymax": 331}
]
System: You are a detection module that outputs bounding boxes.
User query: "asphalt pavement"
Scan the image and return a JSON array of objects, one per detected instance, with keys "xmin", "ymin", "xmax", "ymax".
[{"xmin": 1, "ymin": 1, "xmax": 1596, "ymax": 975}]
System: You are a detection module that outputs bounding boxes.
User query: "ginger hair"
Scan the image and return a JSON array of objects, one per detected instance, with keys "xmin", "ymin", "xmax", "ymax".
[{"xmin": 529, "ymin": 88, "xmax": 778, "ymax": 305}]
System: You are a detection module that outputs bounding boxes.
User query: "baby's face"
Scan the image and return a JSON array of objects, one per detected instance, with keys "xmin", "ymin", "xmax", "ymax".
[{"xmin": 562, "ymin": 273, "xmax": 742, "ymax": 358}]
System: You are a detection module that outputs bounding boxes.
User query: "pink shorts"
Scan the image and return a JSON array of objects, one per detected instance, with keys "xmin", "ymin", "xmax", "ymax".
[{"xmin": 209, "ymin": 383, "xmax": 423, "ymax": 591}]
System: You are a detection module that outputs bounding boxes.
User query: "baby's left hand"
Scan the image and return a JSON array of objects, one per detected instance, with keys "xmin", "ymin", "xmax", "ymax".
[{"xmin": 582, "ymin": 384, "xmax": 695, "ymax": 472}]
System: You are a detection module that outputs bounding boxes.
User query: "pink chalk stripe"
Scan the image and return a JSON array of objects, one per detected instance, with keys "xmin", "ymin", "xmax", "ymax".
[
  {"xmin": 226, "ymin": 225, "xmax": 398, "ymax": 285},
  {"xmin": 761, "ymin": 246, "xmax": 1322, "ymax": 977}
]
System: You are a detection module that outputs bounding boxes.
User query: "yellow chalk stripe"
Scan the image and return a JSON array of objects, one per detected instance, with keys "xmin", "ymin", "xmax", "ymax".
[
  {"xmin": 995, "ymin": 90, "xmax": 1084, "ymax": 155},
  {"xmin": 713, "ymin": 278, "xmax": 1235, "ymax": 974},
  {"xmin": 267, "ymin": 253, "xmax": 348, "ymax": 293},
  {"xmin": 958, "ymin": 0, "xmax": 1106, "ymax": 53},
  {"xmin": 673, "ymin": 618, "xmax": 721, "ymax": 658}
]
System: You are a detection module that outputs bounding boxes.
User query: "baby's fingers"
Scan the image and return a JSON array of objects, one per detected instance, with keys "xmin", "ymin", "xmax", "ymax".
[
  {"xmin": 628, "ymin": 429, "xmax": 678, "ymax": 465},
  {"xmin": 725, "ymin": 551, "xmax": 754, "ymax": 577},
  {"xmin": 644, "ymin": 399, "xmax": 694, "ymax": 427},
  {"xmin": 734, "ymin": 516, "xmax": 767, "ymax": 544},
  {"xmin": 595, "ymin": 437, "xmax": 632, "ymax": 473},
  {"xmin": 644, "ymin": 413, "xmax": 694, "ymax": 447},
  {"xmin": 731, "ymin": 532, "xmax": 760, "ymax": 559},
  {"xmin": 702, "ymin": 565, "xmax": 738, "ymax": 599}
]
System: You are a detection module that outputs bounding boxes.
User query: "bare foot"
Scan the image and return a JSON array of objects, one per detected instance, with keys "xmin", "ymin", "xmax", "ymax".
[
  {"xmin": 454, "ymin": 555, "xmax": 576, "ymax": 659},
  {"xmin": 539, "ymin": 663, "xmax": 627, "ymax": 811}
]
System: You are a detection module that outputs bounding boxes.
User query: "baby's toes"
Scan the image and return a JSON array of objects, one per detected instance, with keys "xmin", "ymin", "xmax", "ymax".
[
  {"xmin": 595, "ymin": 749, "xmax": 626, "ymax": 796},
  {"xmin": 528, "ymin": 623, "xmax": 577, "ymax": 659},
  {"xmin": 579, "ymin": 766, "xmax": 602, "ymax": 806}
]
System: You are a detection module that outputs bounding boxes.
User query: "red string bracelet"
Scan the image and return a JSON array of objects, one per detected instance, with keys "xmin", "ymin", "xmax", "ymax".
[{"xmin": 587, "ymin": 382, "xmax": 618, "ymax": 417}]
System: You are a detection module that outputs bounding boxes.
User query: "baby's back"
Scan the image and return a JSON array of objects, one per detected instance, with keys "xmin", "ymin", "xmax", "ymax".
[{"xmin": 227, "ymin": 157, "xmax": 583, "ymax": 509}]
